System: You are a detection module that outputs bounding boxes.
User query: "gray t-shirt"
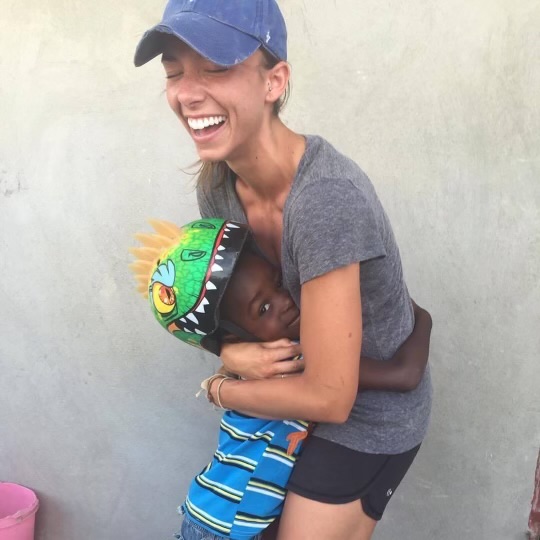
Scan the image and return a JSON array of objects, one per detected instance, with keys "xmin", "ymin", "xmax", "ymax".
[{"xmin": 197, "ymin": 135, "xmax": 432, "ymax": 454}]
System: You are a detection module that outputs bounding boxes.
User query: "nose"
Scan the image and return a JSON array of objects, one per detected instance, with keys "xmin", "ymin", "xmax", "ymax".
[
  {"xmin": 170, "ymin": 71, "xmax": 206, "ymax": 111},
  {"xmin": 275, "ymin": 289, "xmax": 294, "ymax": 315}
]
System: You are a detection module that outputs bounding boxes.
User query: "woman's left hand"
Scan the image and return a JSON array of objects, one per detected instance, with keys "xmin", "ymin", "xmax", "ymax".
[{"xmin": 220, "ymin": 340, "xmax": 303, "ymax": 380}]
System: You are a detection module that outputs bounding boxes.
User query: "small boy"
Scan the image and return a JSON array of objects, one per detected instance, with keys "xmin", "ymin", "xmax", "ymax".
[{"xmin": 131, "ymin": 218, "xmax": 430, "ymax": 540}]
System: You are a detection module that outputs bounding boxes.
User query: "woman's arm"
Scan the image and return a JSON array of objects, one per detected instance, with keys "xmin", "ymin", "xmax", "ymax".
[
  {"xmin": 359, "ymin": 301, "xmax": 432, "ymax": 392},
  {"xmin": 210, "ymin": 263, "xmax": 362, "ymax": 423}
]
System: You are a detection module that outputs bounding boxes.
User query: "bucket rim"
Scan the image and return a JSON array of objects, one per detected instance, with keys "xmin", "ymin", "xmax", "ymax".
[{"xmin": 0, "ymin": 483, "xmax": 39, "ymax": 530}]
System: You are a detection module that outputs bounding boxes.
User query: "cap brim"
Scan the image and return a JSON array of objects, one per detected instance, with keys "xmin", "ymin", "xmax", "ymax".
[{"xmin": 134, "ymin": 12, "xmax": 261, "ymax": 67}]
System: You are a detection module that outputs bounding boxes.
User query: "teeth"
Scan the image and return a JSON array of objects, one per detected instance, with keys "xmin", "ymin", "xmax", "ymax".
[
  {"xmin": 187, "ymin": 115, "xmax": 226, "ymax": 131},
  {"xmin": 218, "ymin": 246, "xmax": 225, "ymax": 251},
  {"xmin": 195, "ymin": 299, "xmax": 209, "ymax": 313},
  {"xmin": 195, "ymin": 329, "xmax": 206, "ymax": 336},
  {"xmin": 186, "ymin": 313, "xmax": 199, "ymax": 324},
  {"xmin": 227, "ymin": 223, "xmax": 240, "ymax": 229},
  {"xmin": 206, "ymin": 281, "xmax": 217, "ymax": 290},
  {"xmin": 215, "ymin": 255, "xmax": 223, "ymax": 260},
  {"xmin": 211, "ymin": 263, "xmax": 223, "ymax": 272}
]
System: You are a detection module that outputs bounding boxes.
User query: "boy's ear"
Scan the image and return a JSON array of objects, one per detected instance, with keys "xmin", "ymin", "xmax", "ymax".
[{"xmin": 221, "ymin": 333, "xmax": 241, "ymax": 344}]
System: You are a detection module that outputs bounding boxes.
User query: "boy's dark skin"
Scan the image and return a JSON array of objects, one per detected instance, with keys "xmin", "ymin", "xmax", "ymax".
[{"xmin": 221, "ymin": 251, "xmax": 432, "ymax": 392}]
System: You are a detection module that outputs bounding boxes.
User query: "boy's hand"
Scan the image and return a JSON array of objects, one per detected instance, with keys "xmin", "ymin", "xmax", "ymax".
[{"xmin": 220, "ymin": 340, "xmax": 304, "ymax": 380}]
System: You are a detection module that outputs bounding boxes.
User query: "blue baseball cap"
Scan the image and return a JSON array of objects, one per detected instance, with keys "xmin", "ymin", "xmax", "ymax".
[{"xmin": 134, "ymin": 0, "xmax": 287, "ymax": 67}]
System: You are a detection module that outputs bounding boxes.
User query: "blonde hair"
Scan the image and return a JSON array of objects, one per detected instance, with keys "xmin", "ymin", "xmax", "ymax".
[{"xmin": 196, "ymin": 49, "xmax": 291, "ymax": 192}]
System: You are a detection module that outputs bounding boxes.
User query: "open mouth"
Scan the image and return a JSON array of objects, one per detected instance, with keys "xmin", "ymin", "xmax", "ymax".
[{"xmin": 187, "ymin": 115, "xmax": 227, "ymax": 138}]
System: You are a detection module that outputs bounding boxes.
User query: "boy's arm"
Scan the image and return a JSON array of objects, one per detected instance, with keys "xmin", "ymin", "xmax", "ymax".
[{"xmin": 359, "ymin": 301, "xmax": 432, "ymax": 392}]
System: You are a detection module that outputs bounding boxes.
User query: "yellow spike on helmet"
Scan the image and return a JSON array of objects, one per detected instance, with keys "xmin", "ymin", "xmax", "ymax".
[
  {"xmin": 129, "ymin": 261, "xmax": 153, "ymax": 273},
  {"xmin": 148, "ymin": 219, "xmax": 182, "ymax": 238},
  {"xmin": 129, "ymin": 220, "xmax": 183, "ymax": 298}
]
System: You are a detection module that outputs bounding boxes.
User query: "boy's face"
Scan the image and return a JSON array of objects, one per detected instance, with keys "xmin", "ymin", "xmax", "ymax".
[{"xmin": 221, "ymin": 252, "xmax": 300, "ymax": 342}]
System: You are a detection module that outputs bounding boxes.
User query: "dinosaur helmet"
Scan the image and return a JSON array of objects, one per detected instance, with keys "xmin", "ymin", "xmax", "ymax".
[{"xmin": 130, "ymin": 218, "xmax": 251, "ymax": 355}]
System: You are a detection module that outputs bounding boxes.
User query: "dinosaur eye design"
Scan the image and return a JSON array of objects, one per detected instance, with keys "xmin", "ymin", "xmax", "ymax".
[
  {"xmin": 152, "ymin": 283, "xmax": 176, "ymax": 314},
  {"xmin": 181, "ymin": 249, "xmax": 206, "ymax": 261},
  {"xmin": 191, "ymin": 222, "xmax": 216, "ymax": 230}
]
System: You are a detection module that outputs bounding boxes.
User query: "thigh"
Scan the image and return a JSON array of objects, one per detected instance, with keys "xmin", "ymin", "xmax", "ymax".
[{"xmin": 277, "ymin": 493, "xmax": 376, "ymax": 540}]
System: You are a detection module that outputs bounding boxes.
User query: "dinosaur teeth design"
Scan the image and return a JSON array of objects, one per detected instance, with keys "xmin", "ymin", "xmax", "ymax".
[
  {"xmin": 186, "ymin": 313, "xmax": 199, "ymax": 324},
  {"xmin": 196, "ymin": 303, "xmax": 206, "ymax": 314},
  {"xmin": 215, "ymin": 255, "xmax": 223, "ymax": 260},
  {"xmin": 211, "ymin": 263, "xmax": 223, "ymax": 272},
  {"xmin": 223, "ymin": 234, "xmax": 229, "ymax": 239},
  {"xmin": 218, "ymin": 246, "xmax": 225, "ymax": 251},
  {"xmin": 227, "ymin": 223, "xmax": 240, "ymax": 229},
  {"xmin": 206, "ymin": 281, "xmax": 217, "ymax": 290},
  {"xmin": 180, "ymin": 318, "xmax": 186, "ymax": 323},
  {"xmin": 195, "ymin": 329, "xmax": 206, "ymax": 336},
  {"xmin": 225, "ymin": 228, "xmax": 230, "ymax": 232},
  {"xmin": 183, "ymin": 328, "xmax": 193, "ymax": 333}
]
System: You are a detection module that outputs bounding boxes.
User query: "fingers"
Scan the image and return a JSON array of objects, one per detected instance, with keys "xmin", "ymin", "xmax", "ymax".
[
  {"xmin": 221, "ymin": 341, "xmax": 303, "ymax": 380},
  {"xmin": 271, "ymin": 342, "xmax": 302, "ymax": 356},
  {"xmin": 262, "ymin": 338, "xmax": 299, "ymax": 349},
  {"xmin": 272, "ymin": 356, "xmax": 305, "ymax": 378}
]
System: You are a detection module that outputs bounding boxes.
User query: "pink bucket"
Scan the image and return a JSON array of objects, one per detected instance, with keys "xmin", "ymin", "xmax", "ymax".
[{"xmin": 0, "ymin": 484, "xmax": 39, "ymax": 540}]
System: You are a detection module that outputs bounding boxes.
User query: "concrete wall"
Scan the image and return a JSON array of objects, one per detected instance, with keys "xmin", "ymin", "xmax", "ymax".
[{"xmin": 1, "ymin": 1, "xmax": 538, "ymax": 539}]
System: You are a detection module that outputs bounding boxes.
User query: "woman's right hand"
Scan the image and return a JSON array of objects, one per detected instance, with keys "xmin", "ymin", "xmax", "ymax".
[{"xmin": 220, "ymin": 339, "xmax": 303, "ymax": 380}]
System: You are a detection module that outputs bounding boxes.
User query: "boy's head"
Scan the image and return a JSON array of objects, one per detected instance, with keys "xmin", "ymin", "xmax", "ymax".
[
  {"xmin": 130, "ymin": 218, "xmax": 299, "ymax": 355},
  {"xmin": 220, "ymin": 250, "xmax": 300, "ymax": 342}
]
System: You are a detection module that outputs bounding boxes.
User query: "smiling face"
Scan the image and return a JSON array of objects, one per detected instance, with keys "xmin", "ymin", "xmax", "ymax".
[
  {"xmin": 221, "ymin": 251, "xmax": 300, "ymax": 342},
  {"xmin": 162, "ymin": 36, "xmax": 274, "ymax": 163}
]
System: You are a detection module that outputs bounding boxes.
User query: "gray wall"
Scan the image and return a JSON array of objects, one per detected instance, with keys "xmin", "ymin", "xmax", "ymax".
[{"xmin": 1, "ymin": 1, "xmax": 538, "ymax": 539}]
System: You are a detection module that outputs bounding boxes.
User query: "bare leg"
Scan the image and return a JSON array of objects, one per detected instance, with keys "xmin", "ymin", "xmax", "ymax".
[{"xmin": 277, "ymin": 492, "xmax": 377, "ymax": 540}]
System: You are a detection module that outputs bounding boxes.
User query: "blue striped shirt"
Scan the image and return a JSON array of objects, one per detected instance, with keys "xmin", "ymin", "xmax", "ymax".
[{"xmin": 181, "ymin": 410, "xmax": 310, "ymax": 539}]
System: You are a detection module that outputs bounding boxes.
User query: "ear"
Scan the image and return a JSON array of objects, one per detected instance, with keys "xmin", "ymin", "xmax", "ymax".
[
  {"xmin": 221, "ymin": 333, "xmax": 241, "ymax": 344},
  {"xmin": 265, "ymin": 61, "xmax": 290, "ymax": 105}
]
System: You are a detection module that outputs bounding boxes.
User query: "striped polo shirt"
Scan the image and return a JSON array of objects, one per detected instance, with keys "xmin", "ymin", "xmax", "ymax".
[{"xmin": 180, "ymin": 410, "xmax": 310, "ymax": 539}]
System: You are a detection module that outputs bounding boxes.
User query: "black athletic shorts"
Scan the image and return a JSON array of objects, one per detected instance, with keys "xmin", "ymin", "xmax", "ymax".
[{"xmin": 286, "ymin": 435, "xmax": 421, "ymax": 521}]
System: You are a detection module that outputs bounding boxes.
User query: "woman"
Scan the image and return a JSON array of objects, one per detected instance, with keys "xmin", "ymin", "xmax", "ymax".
[{"xmin": 134, "ymin": 1, "xmax": 432, "ymax": 539}]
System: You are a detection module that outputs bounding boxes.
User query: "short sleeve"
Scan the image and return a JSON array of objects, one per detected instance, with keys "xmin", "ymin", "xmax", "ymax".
[{"xmin": 288, "ymin": 179, "xmax": 386, "ymax": 285}]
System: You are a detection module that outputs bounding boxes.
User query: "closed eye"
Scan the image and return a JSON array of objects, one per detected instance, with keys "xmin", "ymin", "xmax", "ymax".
[{"xmin": 165, "ymin": 72, "xmax": 183, "ymax": 79}]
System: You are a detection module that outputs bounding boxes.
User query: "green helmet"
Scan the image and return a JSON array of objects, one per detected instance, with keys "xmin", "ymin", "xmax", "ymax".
[{"xmin": 130, "ymin": 218, "xmax": 251, "ymax": 355}]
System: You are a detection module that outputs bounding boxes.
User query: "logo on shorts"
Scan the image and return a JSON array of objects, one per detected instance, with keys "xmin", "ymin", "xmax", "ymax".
[{"xmin": 386, "ymin": 488, "xmax": 393, "ymax": 497}]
